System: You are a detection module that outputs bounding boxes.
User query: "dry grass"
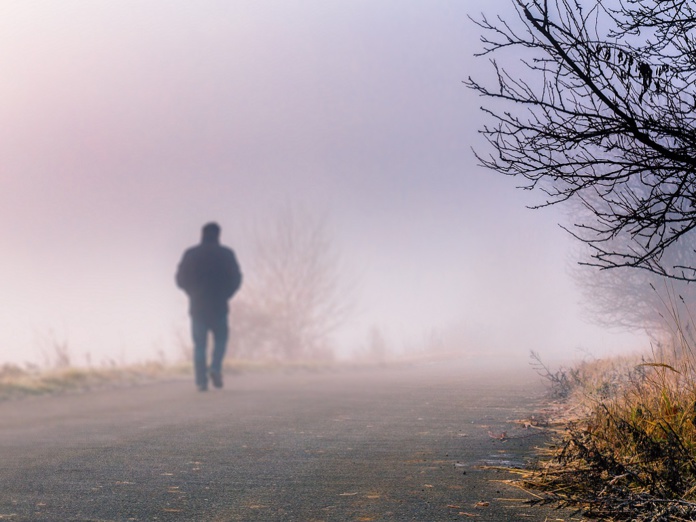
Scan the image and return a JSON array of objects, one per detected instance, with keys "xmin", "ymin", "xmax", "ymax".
[
  {"xmin": 0, "ymin": 361, "xmax": 191, "ymax": 401},
  {"xmin": 0, "ymin": 357, "xmax": 346, "ymax": 401},
  {"xmin": 0, "ymin": 353, "xmax": 424, "ymax": 402},
  {"xmin": 522, "ymin": 295, "xmax": 696, "ymax": 520}
]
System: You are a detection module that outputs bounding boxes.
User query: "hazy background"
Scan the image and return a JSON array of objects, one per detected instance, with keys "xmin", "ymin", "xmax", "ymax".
[{"xmin": 0, "ymin": 0, "xmax": 646, "ymax": 367}]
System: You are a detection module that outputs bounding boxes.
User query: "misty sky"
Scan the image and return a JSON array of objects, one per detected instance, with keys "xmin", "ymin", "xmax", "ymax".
[{"xmin": 0, "ymin": 0, "xmax": 646, "ymax": 367}]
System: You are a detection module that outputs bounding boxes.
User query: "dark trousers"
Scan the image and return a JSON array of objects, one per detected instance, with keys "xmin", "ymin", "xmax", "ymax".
[{"xmin": 191, "ymin": 314, "xmax": 228, "ymax": 388}]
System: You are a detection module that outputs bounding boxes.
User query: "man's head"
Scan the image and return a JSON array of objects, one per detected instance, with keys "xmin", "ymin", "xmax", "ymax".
[{"xmin": 201, "ymin": 222, "xmax": 221, "ymax": 243}]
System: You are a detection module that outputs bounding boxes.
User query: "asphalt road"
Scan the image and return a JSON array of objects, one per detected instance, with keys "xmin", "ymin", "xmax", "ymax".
[{"xmin": 0, "ymin": 360, "xmax": 579, "ymax": 521}]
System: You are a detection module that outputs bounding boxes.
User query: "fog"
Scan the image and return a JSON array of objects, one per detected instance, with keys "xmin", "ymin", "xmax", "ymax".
[{"xmin": 0, "ymin": 1, "xmax": 646, "ymax": 368}]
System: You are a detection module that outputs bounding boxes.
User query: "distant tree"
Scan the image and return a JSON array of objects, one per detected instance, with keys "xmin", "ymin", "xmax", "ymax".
[
  {"xmin": 572, "ymin": 241, "xmax": 696, "ymax": 337},
  {"xmin": 466, "ymin": 0, "xmax": 696, "ymax": 281},
  {"xmin": 561, "ymin": 194, "xmax": 696, "ymax": 336},
  {"xmin": 230, "ymin": 208, "xmax": 352, "ymax": 361}
]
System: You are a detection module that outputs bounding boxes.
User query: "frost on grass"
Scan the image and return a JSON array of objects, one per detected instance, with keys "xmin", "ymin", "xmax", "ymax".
[{"xmin": 525, "ymin": 345, "xmax": 696, "ymax": 520}]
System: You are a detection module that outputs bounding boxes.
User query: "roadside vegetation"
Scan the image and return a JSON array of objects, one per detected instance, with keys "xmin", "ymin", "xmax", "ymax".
[
  {"xmin": 0, "ymin": 356, "xmax": 341, "ymax": 401},
  {"xmin": 0, "ymin": 360, "xmax": 190, "ymax": 401},
  {"xmin": 522, "ymin": 294, "xmax": 696, "ymax": 520},
  {"xmin": 0, "ymin": 335, "xmax": 452, "ymax": 402}
]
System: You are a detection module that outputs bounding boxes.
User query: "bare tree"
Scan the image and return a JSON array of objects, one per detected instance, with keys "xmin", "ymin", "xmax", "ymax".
[
  {"xmin": 572, "ymin": 243, "xmax": 696, "ymax": 335},
  {"xmin": 230, "ymin": 207, "xmax": 352, "ymax": 361},
  {"xmin": 466, "ymin": 0, "xmax": 696, "ymax": 280},
  {"xmin": 561, "ymin": 192, "xmax": 696, "ymax": 334}
]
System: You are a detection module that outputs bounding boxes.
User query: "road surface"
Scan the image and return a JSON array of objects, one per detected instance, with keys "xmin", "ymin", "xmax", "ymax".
[{"xmin": 0, "ymin": 360, "xmax": 578, "ymax": 521}]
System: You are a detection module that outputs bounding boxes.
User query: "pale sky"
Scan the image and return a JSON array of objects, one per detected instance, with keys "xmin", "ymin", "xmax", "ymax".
[{"xmin": 0, "ymin": 0, "xmax": 646, "ymax": 367}]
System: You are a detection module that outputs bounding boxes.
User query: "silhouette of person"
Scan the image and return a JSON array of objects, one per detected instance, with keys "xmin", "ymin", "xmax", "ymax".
[{"xmin": 176, "ymin": 222, "xmax": 242, "ymax": 391}]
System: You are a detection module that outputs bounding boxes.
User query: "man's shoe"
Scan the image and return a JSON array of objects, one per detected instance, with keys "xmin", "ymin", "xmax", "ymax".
[
  {"xmin": 197, "ymin": 383, "xmax": 208, "ymax": 392},
  {"xmin": 209, "ymin": 371, "xmax": 223, "ymax": 389}
]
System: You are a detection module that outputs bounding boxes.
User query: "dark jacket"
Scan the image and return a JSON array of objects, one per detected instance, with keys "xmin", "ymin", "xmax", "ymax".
[{"xmin": 176, "ymin": 238, "xmax": 242, "ymax": 321}]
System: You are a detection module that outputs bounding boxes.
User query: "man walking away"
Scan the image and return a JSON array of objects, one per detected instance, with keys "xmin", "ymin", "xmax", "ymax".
[{"xmin": 176, "ymin": 222, "xmax": 242, "ymax": 391}]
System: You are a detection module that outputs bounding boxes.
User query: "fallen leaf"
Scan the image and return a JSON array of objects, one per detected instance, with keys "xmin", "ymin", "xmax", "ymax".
[
  {"xmin": 474, "ymin": 501, "xmax": 490, "ymax": 508},
  {"xmin": 339, "ymin": 492, "xmax": 359, "ymax": 496}
]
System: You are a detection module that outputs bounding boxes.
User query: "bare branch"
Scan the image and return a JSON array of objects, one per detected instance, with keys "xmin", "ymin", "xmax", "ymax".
[{"xmin": 467, "ymin": 0, "xmax": 696, "ymax": 280}]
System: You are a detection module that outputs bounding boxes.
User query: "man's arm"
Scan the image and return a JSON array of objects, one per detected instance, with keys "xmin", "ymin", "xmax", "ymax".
[
  {"xmin": 175, "ymin": 250, "xmax": 193, "ymax": 294},
  {"xmin": 224, "ymin": 250, "xmax": 242, "ymax": 299}
]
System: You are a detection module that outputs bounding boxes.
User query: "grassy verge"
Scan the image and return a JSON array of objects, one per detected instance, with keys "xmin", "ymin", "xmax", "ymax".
[
  {"xmin": 0, "ymin": 361, "xmax": 191, "ymax": 401},
  {"xmin": 0, "ymin": 358, "xmax": 330, "ymax": 401},
  {"xmin": 0, "ymin": 351, "xmax": 448, "ymax": 402},
  {"xmin": 522, "ymin": 340, "xmax": 696, "ymax": 520}
]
